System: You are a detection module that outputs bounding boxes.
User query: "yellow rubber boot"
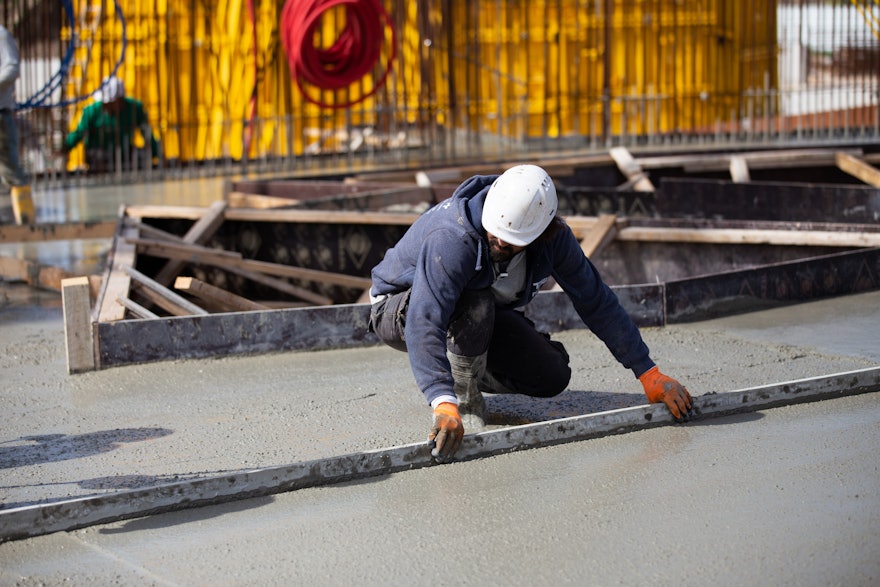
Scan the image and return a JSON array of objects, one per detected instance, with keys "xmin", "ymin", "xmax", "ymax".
[{"xmin": 11, "ymin": 184, "xmax": 34, "ymax": 225}]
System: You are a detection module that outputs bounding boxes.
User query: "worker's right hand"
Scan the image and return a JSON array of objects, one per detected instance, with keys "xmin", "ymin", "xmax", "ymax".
[
  {"xmin": 428, "ymin": 402, "xmax": 463, "ymax": 462},
  {"xmin": 639, "ymin": 366, "xmax": 693, "ymax": 422}
]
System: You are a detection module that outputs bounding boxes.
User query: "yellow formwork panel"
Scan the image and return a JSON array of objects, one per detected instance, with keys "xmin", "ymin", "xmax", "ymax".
[{"xmin": 63, "ymin": 0, "xmax": 777, "ymax": 164}]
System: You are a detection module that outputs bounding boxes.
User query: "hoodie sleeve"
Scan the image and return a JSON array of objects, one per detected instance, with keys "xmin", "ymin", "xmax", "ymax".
[
  {"xmin": 550, "ymin": 226, "xmax": 655, "ymax": 378},
  {"xmin": 404, "ymin": 227, "xmax": 481, "ymax": 405}
]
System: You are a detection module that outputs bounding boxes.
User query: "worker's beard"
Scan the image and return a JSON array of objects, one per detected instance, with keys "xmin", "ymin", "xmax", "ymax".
[{"xmin": 488, "ymin": 237, "xmax": 517, "ymax": 263}]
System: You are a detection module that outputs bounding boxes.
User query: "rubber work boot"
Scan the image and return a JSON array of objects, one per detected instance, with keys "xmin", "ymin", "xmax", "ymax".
[
  {"xmin": 478, "ymin": 368, "xmax": 518, "ymax": 396},
  {"xmin": 448, "ymin": 352, "xmax": 488, "ymax": 430},
  {"xmin": 11, "ymin": 185, "xmax": 34, "ymax": 225}
]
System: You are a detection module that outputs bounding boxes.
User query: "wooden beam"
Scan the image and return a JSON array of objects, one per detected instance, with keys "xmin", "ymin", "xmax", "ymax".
[
  {"xmin": 174, "ymin": 276, "xmax": 270, "ymax": 312},
  {"xmin": 153, "ymin": 200, "xmax": 229, "ymax": 286},
  {"xmin": 130, "ymin": 285, "xmax": 205, "ymax": 317},
  {"xmin": 609, "ymin": 147, "xmax": 655, "ymax": 191},
  {"xmin": 577, "ymin": 214, "xmax": 619, "ymax": 258},
  {"xmin": 221, "ymin": 265, "xmax": 335, "ymax": 306},
  {"xmin": 616, "ymin": 227, "xmax": 880, "ymax": 247},
  {"xmin": 115, "ymin": 296, "xmax": 159, "ymax": 319},
  {"xmin": 124, "ymin": 205, "xmax": 421, "ymax": 226},
  {"xmin": 128, "ymin": 238, "xmax": 371, "ymax": 290},
  {"xmin": 226, "ymin": 258, "xmax": 372, "ymax": 290},
  {"xmin": 633, "ymin": 148, "xmax": 862, "ymax": 172},
  {"xmin": 835, "ymin": 152, "xmax": 880, "ymax": 188},
  {"xmin": 124, "ymin": 218, "xmax": 185, "ymax": 242},
  {"xmin": 0, "ymin": 255, "xmax": 79, "ymax": 292},
  {"xmin": 123, "ymin": 265, "xmax": 209, "ymax": 316},
  {"xmin": 0, "ymin": 221, "xmax": 116, "ymax": 243},
  {"xmin": 729, "ymin": 156, "xmax": 751, "ymax": 183},
  {"xmin": 127, "ymin": 237, "xmax": 244, "ymax": 263},
  {"xmin": 356, "ymin": 288, "xmax": 372, "ymax": 304},
  {"xmin": 226, "ymin": 192, "xmax": 300, "ymax": 209},
  {"xmin": 61, "ymin": 276, "xmax": 95, "ymax": 373},
  {"xmin": 96, "ymin": 224, "xmax": 137, "ymax": 323}
]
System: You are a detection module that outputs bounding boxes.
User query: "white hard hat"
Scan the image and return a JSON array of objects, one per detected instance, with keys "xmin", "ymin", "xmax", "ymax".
[
  {"xmin": 481, "ymin": 164, "xmax": 558, "ymax": 246},
  {"xmin": 95, "ymin": 76, "xmax": 125, "ymax": 103}
]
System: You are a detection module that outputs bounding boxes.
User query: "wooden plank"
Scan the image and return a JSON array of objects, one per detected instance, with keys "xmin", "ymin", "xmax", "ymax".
[
  {"xmin": 221, "ymin": 265, "xmax": 335, "ymax": 306},
  {"xmin": 0, "ymin": 255, "xmax": 78, "ymax": 292},
  {"xmin": 578, "ymin": 214, "xmax": 619, "ymax": 258},
  {"xmin": 127, "ymin": 237, "xmax": 244, "ymax": 263},
  {"xmin": 174, "ymin": 276, "xmax": 270, "ymax": 312},
  {"xmin": 729, "ymin": 156, "xmax": 751, "ymax": 183},
  {"xmin": 227, "ymin": 192, "xmax": 301, "ymax": 209},
  {"xmin": 609, "ymin": 147, "xmax": 655, "ymax": 191},
  {"xmin": 123, "ymin": 265, "xmax": 209, "ymax": 316},
  {"xmin": 636, "ymin": 148, "xmax": 863, "ymax": 172},
  {"xmin": 124, "ymin": 218, "xmax": 185, "ymax": 242},
  {"xmin": 96, "ymin": 225, "xmax": 138, "ymax": 323},
  {"xmin": 115, "ymin": 296, "xmax": 159, "ymax": 319},
  {"xmin": 153, "ymin": 200, "xmax": 229, "ymax": 286},
  {"xmin": 131, "ymin": 285, "xmax": 204, "ymax": 317},
  {"xmin": 0, "ymin": 221, "xmax": 116, "ymax": 243},
  {"xmin": 617, "ymin": 226, "xmax": 880, "ymax": 247},
  {"xmin": 61, "ymin": 276, "xmax": 95, "ymax": 373},
  {"xmin": 227, "ymin": 258, "xmax": 372, "ymax": 290},
  {"xmin": 835, "ymin": 152, "xmax": 880, "ymax": 188},
  {"xmin": 124, "ymin": 205, "xmax": 421, "ymax": 226},
  {"xmin": 127, "ymin": 239, "xmax": 371, "ymax": 290}
]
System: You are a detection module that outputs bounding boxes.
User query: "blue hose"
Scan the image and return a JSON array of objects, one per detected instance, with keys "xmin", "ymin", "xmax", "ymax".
[{"xmin": 17, "ymin": 0, "xmax": 127, "ymax": 111}]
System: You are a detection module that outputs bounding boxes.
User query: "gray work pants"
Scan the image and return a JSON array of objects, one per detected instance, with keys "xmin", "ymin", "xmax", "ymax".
[{"xmin": 369, "ymin": 288, "xmax": 571, "ymax": 397}]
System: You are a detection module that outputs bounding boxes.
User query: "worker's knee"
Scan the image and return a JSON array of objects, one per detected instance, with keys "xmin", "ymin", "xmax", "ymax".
[
  {"xmin": 524, "ymin": 360, "xmax": 571, "ymax": 398},
  {"xmin": 447, "ymin": 288, "xmax": 494, "ymax": 355}
]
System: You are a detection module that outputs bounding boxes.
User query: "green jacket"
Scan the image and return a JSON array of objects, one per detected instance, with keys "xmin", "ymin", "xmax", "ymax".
[{"xmin": 65, "ymin": 97, "xmax": 159, "ymax": 155}]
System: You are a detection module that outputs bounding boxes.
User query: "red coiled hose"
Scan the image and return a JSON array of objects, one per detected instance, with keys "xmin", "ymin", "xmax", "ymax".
[{"xmin": 280, "ymin": 0, "xmax": 397, "ymax": 109}]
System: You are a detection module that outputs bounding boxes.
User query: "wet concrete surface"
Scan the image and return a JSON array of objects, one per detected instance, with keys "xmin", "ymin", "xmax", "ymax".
[
  {"xmin": 1, "ymin": 178, "xmax": 879, "ymax": 585},
  {"xmin": 1, "ymin": 283, "xmax": 878, "ymax": 585}
]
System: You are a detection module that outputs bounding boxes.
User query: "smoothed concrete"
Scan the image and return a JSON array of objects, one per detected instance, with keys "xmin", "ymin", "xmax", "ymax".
[{"xmin": 1, "ymin": 285, "xmax": 879, "ymax": 584}]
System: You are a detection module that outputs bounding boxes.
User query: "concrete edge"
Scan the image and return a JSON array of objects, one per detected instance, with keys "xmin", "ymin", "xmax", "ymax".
[{"xmin": 2, "ymin": 366, "xmax": 879, "ymax": 543}]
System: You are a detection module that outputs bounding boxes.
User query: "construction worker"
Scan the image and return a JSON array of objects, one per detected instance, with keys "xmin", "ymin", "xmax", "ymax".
[
  {"xmin": 0, "ymin": 25, "xmax": 33, "ymax": 225},
  {"xmin": 369, "ymin": 164, "xmax": 693, "ymax": 461},
  {"xmin": 63, "ymin": 75, "xmax": 160, "ymax": 173}
]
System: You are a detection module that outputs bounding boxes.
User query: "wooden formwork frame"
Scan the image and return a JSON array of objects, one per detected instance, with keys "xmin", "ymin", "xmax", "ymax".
[
  {"xmin": 59, "ymin": 206, "xmax": 880, "ymax": 373},
  {"xmin": 49, "ymin": 146, "xmax": 880, "ymax": 372}
]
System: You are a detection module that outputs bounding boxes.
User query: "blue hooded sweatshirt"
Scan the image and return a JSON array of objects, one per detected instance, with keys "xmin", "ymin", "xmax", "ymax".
[{"xmin": 370, "ymin": 174, "xmax": 655, "ymax": 406}]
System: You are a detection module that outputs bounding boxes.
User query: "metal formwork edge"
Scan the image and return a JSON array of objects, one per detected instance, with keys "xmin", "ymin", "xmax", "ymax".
[{"xmin": 2, "ymin": 366, "xmax": 878, "ymax": 543}]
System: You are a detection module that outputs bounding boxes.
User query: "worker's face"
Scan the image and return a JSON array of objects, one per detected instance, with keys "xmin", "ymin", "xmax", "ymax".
[{"xmin": 486, "ymin": 232, "xmax": 525, "ymax": 263}]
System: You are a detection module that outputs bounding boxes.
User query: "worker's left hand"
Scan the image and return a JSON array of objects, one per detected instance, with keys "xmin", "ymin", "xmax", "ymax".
[{"xmin": 639, "ymin": 366, "xmax": 693, "ymax": 422}]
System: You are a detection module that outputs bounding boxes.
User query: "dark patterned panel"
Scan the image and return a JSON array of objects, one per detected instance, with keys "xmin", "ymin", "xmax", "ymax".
[{"xmin": 666, "ymin": 247, "xmax": 880, "ymax": 323}]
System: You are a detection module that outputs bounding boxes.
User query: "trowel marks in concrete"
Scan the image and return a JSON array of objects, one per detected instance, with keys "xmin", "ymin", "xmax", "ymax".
[{"xmin": 1, "ymin": 366, "xmax": 878, "ymax": 543}]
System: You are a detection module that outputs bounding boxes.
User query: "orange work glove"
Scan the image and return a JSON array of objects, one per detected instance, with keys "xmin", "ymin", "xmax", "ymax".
[
  {"xmin": 639, "ymin": 366, "xmax": 694, "ymax": 422},
  {"xmin": 428, "ymin": 402, "xmax": 463, "ymax": 462}
]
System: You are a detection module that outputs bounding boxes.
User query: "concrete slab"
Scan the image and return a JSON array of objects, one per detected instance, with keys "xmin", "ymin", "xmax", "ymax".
[{"xmin": 2, "ymin": 174, "xmax": 879, "ymax": 582}]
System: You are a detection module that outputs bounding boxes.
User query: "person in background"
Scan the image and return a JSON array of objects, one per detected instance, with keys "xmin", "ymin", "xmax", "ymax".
[
  {"xmin": 0, "ymin": 25, "xmax": 33, "ymax": 225},
  {"xmin": 369, "ymin": 164, "xmax": 694, "ymax": 461},
  {"xmin": 63, "ymin": 75, "xmax": 160, "ymax": 173}
]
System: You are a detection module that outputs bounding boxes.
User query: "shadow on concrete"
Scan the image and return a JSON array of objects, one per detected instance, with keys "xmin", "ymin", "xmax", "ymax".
[
  {"xmin": 487, "ymin": 390, "xmax": 648, "ymax": 425},
  {"xmin": 97, "ymin": 495, "xmax": 277, "ymax": 536},
  {"xmin": 0, "ymin": 427, "xmax": 174, "ymax": 469}
]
